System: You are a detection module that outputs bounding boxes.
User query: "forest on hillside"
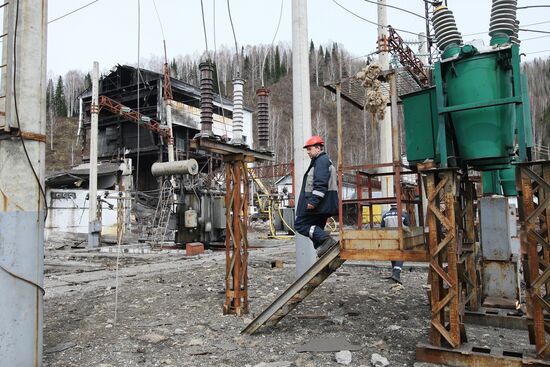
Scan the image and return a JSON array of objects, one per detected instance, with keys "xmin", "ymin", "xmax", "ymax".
[{"xmin": 46, "ymin": 42, "xmax": 550, "ymax": 171}]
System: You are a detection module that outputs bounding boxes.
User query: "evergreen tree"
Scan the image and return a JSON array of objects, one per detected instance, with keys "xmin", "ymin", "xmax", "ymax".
[
  {"xmin": 274, "ymin": 47, "xmax": 282, "ymax": 82},
  {"xmin": 54, "ymin": 76, "xmax": 67, "ymax": 117},
  {"xmin": 84, "ymin": 73, "xmax": 91, "ymax": 90}
]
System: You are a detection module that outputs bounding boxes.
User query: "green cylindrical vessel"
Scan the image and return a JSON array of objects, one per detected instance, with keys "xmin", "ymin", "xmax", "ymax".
[{"xmin": 445, "ymin": 49, "xmax": 515, "ymax": 166}]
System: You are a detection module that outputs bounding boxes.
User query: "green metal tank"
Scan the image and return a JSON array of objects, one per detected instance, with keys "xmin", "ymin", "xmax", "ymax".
[{"xmin": 444, "ymin": 47, "xmax": 515, "ymax": 166}]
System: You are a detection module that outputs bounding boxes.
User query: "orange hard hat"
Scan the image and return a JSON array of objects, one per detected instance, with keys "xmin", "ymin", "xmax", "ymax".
[{"xmin": 303, "ymin": 135, "xmax": 324, "ymax": 148}]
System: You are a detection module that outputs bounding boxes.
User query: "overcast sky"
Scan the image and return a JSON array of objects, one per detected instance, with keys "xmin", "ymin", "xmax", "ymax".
[{"xmin": 47, "ymin": 0, "xmax": 550, "ymax": 77}]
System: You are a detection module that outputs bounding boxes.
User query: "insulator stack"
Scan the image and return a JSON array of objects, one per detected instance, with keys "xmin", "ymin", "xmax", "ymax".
[
  {"xmin": 199, "ymin": 61, "xmax": 214, "ymax": 135},
  {"xmin": 432, "ymin": 6, "xmax": 463, "ymax": 52},
  {"xmin": 256, "ymin": 87, "xmax": 270, "ymax": 149},
  {"xmin": 231, "ymin": 78, "xmax": 245, "ymax": 145},
  {"xmin": 489, "ymin": 0, "xmax": 518, "ymax": 41}
]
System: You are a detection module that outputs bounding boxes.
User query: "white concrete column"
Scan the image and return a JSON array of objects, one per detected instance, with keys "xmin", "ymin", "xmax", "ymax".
[
  {"xmin": 292, "ymin": 0, "xmax": 316, "ymax": 276},
  {"xmin": 0, "ymin": 1, "xmax": 47, "ymax": 366},
  {"xmin": 88, "ymin": 61, "xmax": 100, "ymax": 248}
]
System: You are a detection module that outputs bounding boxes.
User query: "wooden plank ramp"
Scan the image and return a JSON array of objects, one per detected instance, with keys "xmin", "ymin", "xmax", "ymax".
[{"xmin": 242, "ymin": 242, "xmax": 344, "ymax": 334}]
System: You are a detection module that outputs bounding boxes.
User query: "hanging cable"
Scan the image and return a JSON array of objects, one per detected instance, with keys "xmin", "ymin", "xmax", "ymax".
[
  {"xmin": 261, "ymin": 0, "xmax": 285, "ymax": 86},
  {"xmin": 152, "ymin": 0, "xmax": 166, "ymax": 41},
  {"xmin": 517, "ymin": 5, "xmax": 550, "ymax": 9},
  {"xmin": 331, "ymin": 0, "xmax": 419, "ymax": 36},
  {"xmin": 212, "ymin": 0, "xmax": 228, "ymax": 137},
  {"xmin": 526, "ymin": 49, "xmax": 550, "ymax": 55},
  {"xmin": 519, "ymin": 28, "xmax": 550, "ymax": 35},
  {"xmin": 136, "ymin": 0, "xmax": 141, "ymax": 193},
  {"xmin": 200, "ymin": 0, "xmax": 209, "ymax": 56},
  {"xmin": 226, "ymin": 0, "xmax": 240, "ymax": 73},
  {"xmin": 1, "ymin": 0, "xmax": 47, "ymax": 296},
  {"xmin": 11, "ymin": 0, "xmax": 48, "ymax": 221},
  {"xmin": 362, "ymin": 0, "xmax": 425, "ymax": 19},
  {"xmin": 48, "ymin": 0, "xmax": 99, "ymax": 24}
]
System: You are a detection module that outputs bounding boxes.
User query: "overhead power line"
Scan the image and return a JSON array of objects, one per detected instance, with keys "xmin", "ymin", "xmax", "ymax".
[
  {"xmin": 463, "ymin": 21, "xmax": 550, "ymax": 37},
  {"xmin": 261, "ymin": 0, "xmax": 285, "ymax": 86},
  {"xmin": 517, "ymin": 5, "xmax": 550, "ymax": 9},
  {"xmin": 331, "ymin": 0, "xmax": 419, "ymax": 36},
  {"xmin": 200, "ymin": 0, "xmax": 209, "ymax": 55},
  {"xmin": 226, "ymin": 0, "xmax": 240, "ymax": 70},
  {"xmin": 526, "ymin": 49, "xmax": 550, "ymax": 55},
  {"xmin": 48, "ymin": 0, "xmax": 99, "ymax": 24},
  {"xmin": 519, "ymin": 28, "xmax": 550, "ymax": 35},
  {"xmin": 362, "ymin": 0, "xmax": 425, "ymax": 19}
]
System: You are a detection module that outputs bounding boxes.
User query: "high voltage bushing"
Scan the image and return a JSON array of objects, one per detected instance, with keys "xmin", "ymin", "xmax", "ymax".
[
  {"xmin": 231, "ymin": 78, "xmax": 245, "ymax": 145},
  {"xmin": 489, "ymin": 0, "xmax": 518, "ymax": 41},
  {"xmin": 256, "ymin": 87, "xmax": 270, "ymax": 149},
  {"xmin": 199, "ymin": 61, "xmax": 215, "ymax": 135},
  {"xmin": 432, "ymin": 5, "xmax": 463, "ymax": 52}
]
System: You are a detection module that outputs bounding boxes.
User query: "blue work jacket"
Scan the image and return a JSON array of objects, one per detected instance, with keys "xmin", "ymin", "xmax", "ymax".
[{"xmin": 296, "ymin": 151, "xmax": 339, "ymax": 217}]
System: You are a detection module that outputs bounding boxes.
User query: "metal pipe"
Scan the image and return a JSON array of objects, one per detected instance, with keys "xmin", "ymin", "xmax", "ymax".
[
  {"xmin": 88, "ymin": 61, "xmax": 100, "ymax": 248},
  {"xmin": 199, "ymin": 61, "xmax": 214, "ymax": 136},
  {"xmin": 0, "ymin": 1, "xmax": 47, "ymax": 365},
  {"xmin": 336, "ymin": 83, "xmax": 344, "ymax": 233},
  {"xmin": 292, "ymin": 0, "xmax": 315, "ymax": 276},
  {"xmin": 151, "ymin": 159, "xmax": 199, "ymax": 177}
]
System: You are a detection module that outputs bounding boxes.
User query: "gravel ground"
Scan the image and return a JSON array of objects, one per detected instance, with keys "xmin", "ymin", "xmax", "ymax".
[{"xmin": 43, "ymin": 233, "xmax": 530, "ymax": 367}]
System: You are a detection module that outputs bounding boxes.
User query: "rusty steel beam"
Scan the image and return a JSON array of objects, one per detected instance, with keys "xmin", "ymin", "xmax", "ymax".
[
  {"xmin": 518, "ymin": 161, "xmax": 550, "ymax": 357},
  {"xmin": 425, "ymin": 169, "xmax": 463, "ymax": 348},
  {"xmin": 416, "ymin": 342, "xmax": 550, "ymax": 367},
  {"xmin": 224, "ymin": 159, "xmax": 250, "ymax": 316},
  {"xmin": 98, "ymin": 95, "xmax": 173, "ymax": 144},
  {"xmin": 387, "ymin": 26, "xmax": 430, "ymax": 87}
]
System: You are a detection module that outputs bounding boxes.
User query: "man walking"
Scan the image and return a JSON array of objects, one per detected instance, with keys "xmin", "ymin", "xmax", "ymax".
[
  {"xmin": 381, "ymin": 204, "xmax": 410, "ymax": 283},
  {"xmin": 294, "ymin": 136, "xmax": 339, "ymax": 257}
]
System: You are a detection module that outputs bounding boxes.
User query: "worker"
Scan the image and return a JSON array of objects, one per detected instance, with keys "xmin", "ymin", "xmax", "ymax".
[
  {"xmin": 294, "ymin": 135, "xmax": 339, "ymax": 257},
  {"xmin": 381, "ymin": 203, "xmax": 410, "ymax": 284}
]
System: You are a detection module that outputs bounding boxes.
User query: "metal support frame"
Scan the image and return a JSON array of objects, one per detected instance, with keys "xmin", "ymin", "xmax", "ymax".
[
  {"xmin": 224, "ymin": 157, "xmax": 250, "ymax": 315},
  {"xmin": 517, "ymin": 161, "xmax": 550, "ymax": 357},
  {"xmin": 461, "ymin": 179, "xmax": 480, "ymax": 311},
  {"xmin": 425, "ymin": 169, "xmax": 463, "ymax": 348}
]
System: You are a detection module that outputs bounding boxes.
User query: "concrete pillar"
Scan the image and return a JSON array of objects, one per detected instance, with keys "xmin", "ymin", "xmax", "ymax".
[
  {"xmin": 88, "ymin": 61, "xmax": 100, "ymax": 248},
  {"xmin": 292, "ymin": 0, "xmax": 316, "ymax": 276},
  {"xmin": 0, "ymin": 1, "xmax": 47, "ymax": 366}
]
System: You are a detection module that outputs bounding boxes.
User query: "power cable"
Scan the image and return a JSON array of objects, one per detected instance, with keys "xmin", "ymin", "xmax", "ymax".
[
  {"xmin": 152, "ymin": 0, "xmax": 166, "ymax": 42},
  {"xmin": 362, "ymin": 0, "xmax": 425, "ymax": 19},
  {"xmin": 463, "ymin": 21, "xmax": 550, "ymax": 37},
  {"xmin": 519, "ymin": 28, "xmax": 550, "ymax": 35},
  {"xmin": 523, "ymin": 34, "xmax": 550, "ymax": 42},
  {"xmin": 212, "ymin": 0, "xmax": 228, "ymax": 137},
  {"xmin": 261, "ymin": 0, "xmax": 285, "ymax": 86},
  {"xmin": 12, "ymin": 0, "xmax": 48, "ymax": 221},
  {"xmin": 200, "ymin": 0, "xmax": 209, "ymax": 56},
  {"xmin": 517, "ymin": 5, "xmax": 550, "ymax": 9},
  {"xmin": 331, "ymin": 0, "xmax": 419, "ymax": 36},
  {"xmin": 48, "ymin": 0, "xmax": 99, "ymax": 24},
  {"xmin": 226, "ymin": 0, "xmax": 240, "ymax": 73},
  {"xmin": 136, "ymin": 0, "xmax": 141, "ymax": 194},
  {"xmin": 526, "ymin": 49, "xmax": 550, "ymax": 55}
]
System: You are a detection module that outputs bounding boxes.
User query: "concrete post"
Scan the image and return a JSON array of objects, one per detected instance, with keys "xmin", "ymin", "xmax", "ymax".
[
  {"xmin": 88, "ymin": 61, "xmax": 100, "ymax": 248},
  {"xmin": 292, "ymin": 0, "xmax": 316, "ymax": 276},
  {"xmin": 0, "ymin": 1, "xmax": 47, "ymax": 366},
  {"xmin": 377, "ymin": 0, "xmax": 394, "ymax": 211}
]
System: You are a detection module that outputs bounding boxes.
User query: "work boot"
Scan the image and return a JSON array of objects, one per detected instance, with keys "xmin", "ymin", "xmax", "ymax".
[
  {"xmin": 316, "ymin": 237, "xmax": 338, "ymax": 258},
  {"xmin": 390, "ymin": 267, "xmax": 402, "ymax": 284}
]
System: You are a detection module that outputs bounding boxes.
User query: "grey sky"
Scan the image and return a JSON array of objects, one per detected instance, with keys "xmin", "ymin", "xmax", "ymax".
[{"xmin": 47, "ymin": 0, "xmax": 550, "ymax": 76}]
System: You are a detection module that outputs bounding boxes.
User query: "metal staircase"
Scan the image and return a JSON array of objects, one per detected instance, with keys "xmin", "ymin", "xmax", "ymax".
[{"xmin": 242, "ymin": 241, "xmax": 344, "ymax": 334}]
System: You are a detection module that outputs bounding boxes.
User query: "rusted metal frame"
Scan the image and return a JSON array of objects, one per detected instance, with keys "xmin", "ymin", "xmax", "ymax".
[
  {"xmin": 519, "ymin": 164, "xmax": 548, "ymax": 356},
  {"xmin": 425, "ymin": 170, "xmax": 462, "ymax": 348},
  {"xmin": 387, "ymin": 26, "xmax": 429, "ymax": 87},
  {"xmin": 250, "ymin": 162, "xmax": 294, "ymax": 179},
  {"xmin": 444, "ymin": 172, "xmax": 462, "ymax": 348},
  {"xmin": 544, "ymin": 166, "xmax": 550, "ymax": 294},
  {"xmin": 232, "ymin": 162, "xmax": 243, "ymax": 314},
  {"xmin": 463, "ymin": 179, "xmax": 480, "ymax": 310},
  {"xmin": 163, "ymin": 63, "xmax": 173, "ymax": 101},
  {"xmin": 426, "ymin": 172, "xmax": 445, "ymax": 347},
  {"xmin": 417, "ymin": 172, "xmax": 425, "ymax": 228},
  {"xmin": 416, "ymin": 342, "xmax": 550, "ymax": 367},
  {"xmin": 337, "ymin": 83, "xmax": 344, "ymax": 232}
]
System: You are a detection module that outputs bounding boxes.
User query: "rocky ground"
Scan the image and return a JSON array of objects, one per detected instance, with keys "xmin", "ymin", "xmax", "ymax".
[{"xmin": 43, "ymin": 232, "xmax": 530, "ymax": 367}]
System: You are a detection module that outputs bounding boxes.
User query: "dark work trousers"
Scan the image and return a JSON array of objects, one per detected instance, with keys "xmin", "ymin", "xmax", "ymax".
[{"xmin": 294, "ymin": 214, "xmax": 332, "ymax": 248}]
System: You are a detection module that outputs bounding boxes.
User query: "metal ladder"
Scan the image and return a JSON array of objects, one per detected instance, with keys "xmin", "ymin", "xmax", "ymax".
[
  {"xmin": 242, "ymin": 242, "xmax": 345, "ymax": 334},
  {"xmin": 150, "ymin": 180, "xmax": 175, "ymax": 245}
]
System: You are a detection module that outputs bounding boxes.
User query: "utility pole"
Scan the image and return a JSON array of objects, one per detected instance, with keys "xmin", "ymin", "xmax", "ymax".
[
  {"xmin": 292, "ymin": 0, "xmax": 315, "ymax": 276},
  {"xmin": 377, "ymin": 0, "xmax": 394, "ymax": 209},
  {"xmin": 0, "ymin": 1, "xmax": 47, "ymax": 366},
  {"xmin": 88, "ymin": 62, "xmax": 100, "ymax": 248}
]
